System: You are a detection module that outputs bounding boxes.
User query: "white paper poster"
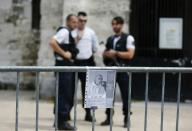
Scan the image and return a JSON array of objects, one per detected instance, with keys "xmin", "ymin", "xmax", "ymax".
[
  {"xmin": 159, "ymin": 18, "xmax": 183, "ymax": 49},
  {"xmin": 84, "ymin": 70, "xmax": 116, "ymax": 108}
]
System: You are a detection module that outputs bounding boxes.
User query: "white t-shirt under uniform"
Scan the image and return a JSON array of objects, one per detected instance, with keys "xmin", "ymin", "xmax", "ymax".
[
  {"xmin": 113, "ymin": 35, "xmax": 135, "ymax": 50},
  {"xmin": 72, "ymin": 27, "xmax": 99, "ymax": 60},
  {"xmin": 53, "ymin": 28, "xmax": 70, "ymax": 61}
]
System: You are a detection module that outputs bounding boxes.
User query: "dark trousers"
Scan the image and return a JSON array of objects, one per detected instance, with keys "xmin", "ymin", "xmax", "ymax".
[
  {"xmin": 55, "ymin": 60, "xmax": 75, "ymax": 123},
  {"xmin": 106, "ymin": 72, "xmax": 129, "ymax": 118},
  {"xmin": 75, "ymin": 56, "xmax": 95, "ymax": 114}
]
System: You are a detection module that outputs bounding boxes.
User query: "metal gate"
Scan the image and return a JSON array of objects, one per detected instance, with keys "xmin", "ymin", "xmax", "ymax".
[{"xmin": 129, "ymin": 0, "xmax": 192, "ymax": 58}]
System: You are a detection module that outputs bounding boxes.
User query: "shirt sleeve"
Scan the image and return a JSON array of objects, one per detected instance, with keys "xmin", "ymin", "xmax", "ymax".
[
  {"xmin": 71, "ymin": 29, "xmax": 77, "ymax": 38},
  {"xmin": 91, "ymin": 31, "xmax": 99, "ymax": 53},
  {"xmin": 126, "ymin": 35, "xmax": 135, "ymax": 49},
  {"xmin": 53, "ymin": 28, "xmax": 69, "ymax": 44}
]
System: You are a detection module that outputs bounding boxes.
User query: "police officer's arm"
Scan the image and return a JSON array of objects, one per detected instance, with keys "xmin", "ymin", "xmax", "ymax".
[
  {"xmin": 116, "ymin": 36, "xmax": 135, "ymax": 60},
  {"xmin": 116, "ymin": 48, "xmax": 135, "ymax": 60},
  {"xmin": 103, "ymin": 37, "xmax": 116, "ymax": 59},
  {"xmin": 50, "ymin": 29, "xmax": 72, "ymax": 60},
  {"xmin": 103, "ymin": 50, "xmax": 116, "ymax": 59},
  {"xmin": 50, "ymin": 38, "xmax": 72, "ymax": 60}
]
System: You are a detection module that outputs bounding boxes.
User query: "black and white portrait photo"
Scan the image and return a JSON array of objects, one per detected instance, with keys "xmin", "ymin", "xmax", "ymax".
[
  {"xmin": 89, "ymin": 74, "xmax": 106, "ymax": 98},
  {"xmin": 84, "ymin": 70, "xmax": 116, "ymax": 108}
]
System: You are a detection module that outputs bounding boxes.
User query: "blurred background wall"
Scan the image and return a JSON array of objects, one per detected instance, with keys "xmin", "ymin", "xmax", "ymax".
[
  {"xmin": 0, "ymin": 0, "xmax": 192, "ymax": 101},
  {"xmin": 0, "ymin": 0, "xmax": 39, "ymax": 89}
]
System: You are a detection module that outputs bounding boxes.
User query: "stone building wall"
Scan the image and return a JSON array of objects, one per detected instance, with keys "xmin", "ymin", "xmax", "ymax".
[
  {"xmin": 38, "ymin": 0, "xmax": 64, "ymax": 97},
  {"xmin": 63, "ymin": 0, "xmax": 130, "ymax": 40},
  {"xmin": 0, "ymin": 0, "xmax": 39, "ymax": 89}
]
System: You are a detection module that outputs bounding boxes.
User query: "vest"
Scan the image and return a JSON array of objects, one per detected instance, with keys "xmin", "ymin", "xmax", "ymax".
[
  {"xmin": 54, "ymin": 26, "xmax": 79, "ymax": 61},
  {"xmin": 104, "ymin": 33, "xmax": 130, "ymax": 66}
]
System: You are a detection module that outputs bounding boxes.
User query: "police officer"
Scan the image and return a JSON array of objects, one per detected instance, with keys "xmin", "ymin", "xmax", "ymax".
[
  {"xmin": 72, "ymin": 12, "xmax": 98, "ymax": 122},
  {"xmin": 50, "ymin": 14, "xmax": 78, "ymax": 130},
  {"xmin": 101, "ymin": 16, "xmax": 135, "ymax": 128}
]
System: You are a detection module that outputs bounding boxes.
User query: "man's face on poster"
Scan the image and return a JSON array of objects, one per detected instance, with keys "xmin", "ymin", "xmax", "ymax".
[{"xmin": 94, "ymin": 74, "xmax": 103, "ymax": 86}]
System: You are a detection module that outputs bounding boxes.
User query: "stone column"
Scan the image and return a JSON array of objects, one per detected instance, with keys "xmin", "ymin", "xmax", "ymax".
[
  {"xmin": 0, "ymin": 0, "xmax": 38, "ymax": 89},
  {"xmin": 38, "ymin": 0, "xmax": 64, "ymax": 98}
]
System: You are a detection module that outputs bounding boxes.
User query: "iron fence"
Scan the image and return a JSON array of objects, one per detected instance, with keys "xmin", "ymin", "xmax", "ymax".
[{"xmin": 0, "ymin": 66, "xmax": 191, "ymax": 131}]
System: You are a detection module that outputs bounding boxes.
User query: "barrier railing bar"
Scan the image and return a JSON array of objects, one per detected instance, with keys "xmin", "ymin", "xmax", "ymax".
[
  {"xmin": 110, "ymin": 108, "xmax": 113, "ymax": 131},
  {"xmin": 127, "ymin": 72, "xmax": 132, "ymax": 131},
  {"xmin": 15, "ymin": 72, "xmax": 20, "ymax": 131},
  {"xmin": 73, "ymin": 72, "xmax": 78, "ymax": 130},
  {"xmin": 2, "ymin": 66, "xmax": 187, "ymax": 131},
  {"xmin": 0, "ymin": 66, "xmax": 192, "ymax": 73},
  {"xmin": 176, "ymin": 73, "xmax": 182, "ymax": 131},
  {"xmin": 144, "ymin": 72, "xmax": 149, "ymax": 131},
  {"xmin": 55, "ymin": 72, "xmax": 59, "ymax": 131},
  {"xmin": 35, "ymin": 72, "xmax": 40, "ymax": 131},
  {"xmin": 160, "ymin": 73, "xmax": 166, "ymax": 131},
  {"xmin": 91, "ymin": 107, "xmax": 97, "ymax": 131},
  {"xmin": 110, "ymin": 72, "xmax": 117, "ymax": 131}
]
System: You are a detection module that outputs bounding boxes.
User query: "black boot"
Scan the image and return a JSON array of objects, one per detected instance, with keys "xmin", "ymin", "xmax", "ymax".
[
  {"xmin": 58, "ymin": 121, "xmax": 75, "ymax": 130},
  {"xmin": 85, "ymin": 113, "xmax": 93, "ymax": 122},
  {"xmin": 100, "ymin": 116, "xmax": 110, "ymax": 126},
  {"xmin": 67, "ymin": 114, "xmax": 71, "ymax": 121},
  {"xmin": 85, "ymin": 110, "xmax": 94, "ymax": 122},
  {"xmin": 101, "ymin": 108, "xmax": 114, "ymax": 126},
  {"xmin": 53, "ymin": 114, "xmax": 71, "ymax": 127},
  {"xmin": 124, "ymin": 116, "xmax": 128, "ymax": 128},
  {"xmin": 124, "ymin": 112, "xmax": 133, "ymax": 128}
]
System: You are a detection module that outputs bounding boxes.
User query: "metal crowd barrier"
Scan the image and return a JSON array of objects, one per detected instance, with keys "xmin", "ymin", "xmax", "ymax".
[{"xmin": 0, "ymin": 66, "xmax": 191, "ymax": 131}]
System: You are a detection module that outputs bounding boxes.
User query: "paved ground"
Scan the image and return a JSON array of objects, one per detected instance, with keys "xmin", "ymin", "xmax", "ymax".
[{"xmin": 0, "ymin": 91, "xmax": 192, "ymax": 131}]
